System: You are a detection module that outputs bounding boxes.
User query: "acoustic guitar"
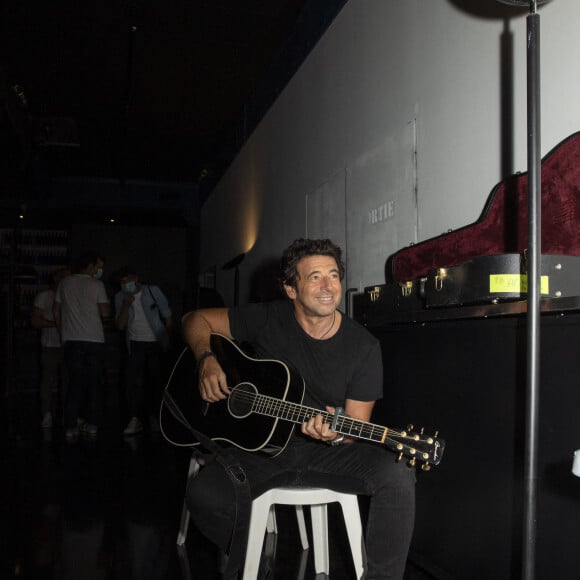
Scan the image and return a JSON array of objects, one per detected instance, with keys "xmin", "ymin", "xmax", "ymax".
[{"xmin": 160, "ymin": 333, "xmax": 445, "ymax": 470}]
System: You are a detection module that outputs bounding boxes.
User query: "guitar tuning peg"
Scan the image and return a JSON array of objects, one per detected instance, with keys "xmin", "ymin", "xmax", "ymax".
[
  {"xmin": 407, "ymin": 424, "xmax": 414, "ymax": 431},
  {"xmin": 408, "ymin": 457, "xmax": 416, "ymax": 467},
  {"xmin": 396, "ymin": 452, "xmax": 403, "ymax": 462},
  {"xmin": 434, "ymin": 430, "xmax": 439, "ymax": 438},
  {"xmin": 421, "ymin": 463, "xmax": 431, "ymax": 472},
  {"xmin": 420, "ymin": 427, "xmax": 424, "ymax": 435}
]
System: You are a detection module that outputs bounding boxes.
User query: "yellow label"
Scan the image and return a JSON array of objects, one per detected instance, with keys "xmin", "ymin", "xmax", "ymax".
[{"xmin": 489, "ymin": 274, "xmax": 549, "ymax": 294}]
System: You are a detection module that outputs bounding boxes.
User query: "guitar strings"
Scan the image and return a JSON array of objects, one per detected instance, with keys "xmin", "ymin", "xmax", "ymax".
[
  {"xmin": 223, "ymin": 385, "xmax": 435, "ymax": 460},
  {"xmin": 220, "ymin": 339, "xmax": 431, "ymax": 446},
  {"xmin": 228, "ymin": 389, "xmax": 415, "ymax": 440},
  {"xmin": 229, "ymin": 388, "xmax": 430, "ymax": 443}
]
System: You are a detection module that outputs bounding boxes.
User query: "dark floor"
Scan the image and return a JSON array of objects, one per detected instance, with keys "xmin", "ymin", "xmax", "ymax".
[{"xmin": 0, "ymin": 391, "xmax": 436, "ymax": 580}]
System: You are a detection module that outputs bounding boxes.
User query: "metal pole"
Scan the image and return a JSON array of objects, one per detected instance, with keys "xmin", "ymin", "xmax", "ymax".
[{"xmin": 523, "ymin": 1, "xmax": 542, "ymax": 578}]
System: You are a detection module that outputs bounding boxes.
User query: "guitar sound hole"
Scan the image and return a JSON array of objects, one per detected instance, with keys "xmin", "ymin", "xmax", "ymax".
[{"xmin": 228, "ymin": 383, "xmax": 257, "ymax": 418}]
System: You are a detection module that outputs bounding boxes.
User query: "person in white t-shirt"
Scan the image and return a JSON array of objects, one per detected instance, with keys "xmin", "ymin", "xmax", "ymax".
[
  {"xmin": 54, "ymin": 252, "xmax": 111, "ymax": 440},
  {"xmin": 31, "ymin": 268, "xmax": 71, "ymax": 429},
  {"xmin": 114, "ymin": 267, "xmax": 172, "ymax": 436}
]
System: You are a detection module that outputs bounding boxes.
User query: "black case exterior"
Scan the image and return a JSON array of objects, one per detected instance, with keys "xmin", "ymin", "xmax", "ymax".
[
  {"xmin": 352, "ymin": 254, "xmax": 580, "ymax": 322},
  {"xmin": 354, "ymin": 281, "xmax": 425, "ymax": 325},
  {"xmin": 424, "ymin": 253, "xmax": 580, "ymax": 307}
]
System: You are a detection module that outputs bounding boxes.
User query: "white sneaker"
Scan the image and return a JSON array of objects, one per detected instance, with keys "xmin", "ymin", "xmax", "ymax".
[
  {"xmin": 80, "ymin": 422, "xmax": 98, "ymax": 437},
  {"xmin": 149, "ymin": 415, "xmax": 160, "ymax": 433},
  {"xmin": 41, "ymin": 412, "xmax": 53, "ymax": 429},
  {"xmin": 123, "ymin": 417, "xmax": 143, "ymax": 436}
]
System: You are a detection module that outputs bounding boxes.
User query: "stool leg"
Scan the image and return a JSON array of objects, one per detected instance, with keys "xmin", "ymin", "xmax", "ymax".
[
  {"xmin": 176, "ymin": 500, "xmax": 190, "ymax": 546},
  {"xmin": 176, "ymin": 544, "xmax": 193, "ymax": 580},
  {"xmin": 266, "ymin": 506, "xmax": 277, "ymax": 534},
  {"xmin": 295, "ymin": 505, "xmax": 309, "ymax": 550},
  {"xmin": 242, "ymin": 496, "xmax": 272, "ymax": 580},
  {"xmin": 310, "ymin": 504, "xmax": 329, "ymax": 574},
  {"xmin": 339, "ymin": 498, "xmax": 366, "ymax": 579},
  {"xmin": 176, "ymin": 456, "xmax": 201, "ymax": 545}
]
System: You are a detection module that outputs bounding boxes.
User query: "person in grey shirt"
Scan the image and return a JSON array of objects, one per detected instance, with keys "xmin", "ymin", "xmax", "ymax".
[{"xmin": 54, "ymin": 252, "xmax": 110, "ymax": 439}]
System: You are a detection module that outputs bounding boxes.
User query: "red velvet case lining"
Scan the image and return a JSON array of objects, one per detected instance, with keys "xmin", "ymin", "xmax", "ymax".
[{"xmin": 389, "ymin": 131, "xmax": 580, "ymax": 283}]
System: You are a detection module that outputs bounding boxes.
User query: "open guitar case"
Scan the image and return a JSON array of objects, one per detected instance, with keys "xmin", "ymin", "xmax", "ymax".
[{"xmin": 357, "ymin": 130, "xmax": 580, "ymax": 319}]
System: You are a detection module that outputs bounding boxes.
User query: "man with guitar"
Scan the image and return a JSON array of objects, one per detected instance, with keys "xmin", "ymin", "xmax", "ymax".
[{"xmin": 182, "ymin": 238, "xmax": 416, "ymax": 579}]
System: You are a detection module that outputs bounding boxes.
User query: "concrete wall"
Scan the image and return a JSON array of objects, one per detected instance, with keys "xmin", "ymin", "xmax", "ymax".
[{"xmin": 199, "ymin": 0, "xmax": 580, "ymax": 305}]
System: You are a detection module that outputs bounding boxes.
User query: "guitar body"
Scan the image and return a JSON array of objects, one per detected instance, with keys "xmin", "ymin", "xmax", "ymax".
[{"xmin": 161, "ymin": 333, "xmax": 306, "ymax": 454}]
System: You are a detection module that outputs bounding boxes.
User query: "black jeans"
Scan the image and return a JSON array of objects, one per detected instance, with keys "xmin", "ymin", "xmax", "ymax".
[
  {"xmin": 187, "ymin": 438, "xmax": 416, "ymax": 580},
  {"xmin": 64, "ymin": 341, "xmax": 105, "ymax": 428}
]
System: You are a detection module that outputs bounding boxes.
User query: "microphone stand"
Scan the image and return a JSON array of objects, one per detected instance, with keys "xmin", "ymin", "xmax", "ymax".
[
  {"xmin": 497, "ymin": 1, "xmax": 550, "ymax": 577},
  {"xmin": 523, "ymin": 4, "xmax": 541, "ymax": 579}
]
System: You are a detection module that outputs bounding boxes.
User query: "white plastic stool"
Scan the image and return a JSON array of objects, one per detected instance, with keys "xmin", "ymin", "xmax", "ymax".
[
  {"xmin": 243, "ymin": 486, "xmax": 365, "ymax": 580},
  {"xmin": 176, "ymin": 456, "xmax": 365, "ymax": 579},
  {"xmin": 176, "ymin": 455, "xmax": 308, "ymax": 546}
]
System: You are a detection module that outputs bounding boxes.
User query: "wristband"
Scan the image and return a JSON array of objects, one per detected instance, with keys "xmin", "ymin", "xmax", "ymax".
[{"xmin": 197, "ymin": 350, "xmax": 216, "ymax": 365}]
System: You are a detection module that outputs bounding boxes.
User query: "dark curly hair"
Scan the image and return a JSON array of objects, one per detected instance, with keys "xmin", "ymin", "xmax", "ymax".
[
  {"xmin": 279, "ymin": 238, "xmax": 345, "ymax": 290},
  {"xmin": 72, "ymin": 251, "xmax": 104, "ymax": 274}
]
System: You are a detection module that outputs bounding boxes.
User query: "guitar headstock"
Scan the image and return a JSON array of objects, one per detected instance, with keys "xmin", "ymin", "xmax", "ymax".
[{"xmin": 388, "ymin": 424, "xmax": 445, "ymax": 470}]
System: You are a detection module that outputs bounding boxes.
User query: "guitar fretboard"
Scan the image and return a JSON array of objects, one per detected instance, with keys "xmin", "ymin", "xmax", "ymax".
[{"xmin": 249, "ymin": 391, "xmax": 390, "ymax": 444}]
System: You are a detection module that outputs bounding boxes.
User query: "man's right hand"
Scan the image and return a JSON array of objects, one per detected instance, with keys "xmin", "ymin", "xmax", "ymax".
[
  {"xmin": 199, "ymin": 356, "xmax": 230, "ymax": 402},
  {"xmin": 123, "ymin": 293, "xmax": 135, "ymax": 306}
]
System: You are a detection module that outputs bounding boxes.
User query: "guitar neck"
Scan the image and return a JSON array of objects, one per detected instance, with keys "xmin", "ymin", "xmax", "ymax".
[{"xmin": 254, "ymin": 392, "xmax": 389, "ymax": 445}]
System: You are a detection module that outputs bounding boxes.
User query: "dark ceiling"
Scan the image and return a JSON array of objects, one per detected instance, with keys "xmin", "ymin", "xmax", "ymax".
[{"xmin": 1, "ymin": 1, "xmax": 345, "ymax": 193}]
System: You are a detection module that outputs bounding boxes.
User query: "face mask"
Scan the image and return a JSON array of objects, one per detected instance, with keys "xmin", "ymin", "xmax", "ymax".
[
  {"xmin": 122, "ymin": 281, "xmax": 136, "ymax": 293},
  {"xmin": 94, "ymin": 268, "xmax": 103, "ymax": 280}
]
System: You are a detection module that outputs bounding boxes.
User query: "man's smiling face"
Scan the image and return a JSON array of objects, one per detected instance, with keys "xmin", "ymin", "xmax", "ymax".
[{"xmin": 284, "ymin": 254, "xmax": 342, "ymax": 319}]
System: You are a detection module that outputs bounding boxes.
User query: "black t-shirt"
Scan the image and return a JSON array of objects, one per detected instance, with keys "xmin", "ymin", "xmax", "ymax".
[{"xmin": 228, "ymin": 300, "xmax": 383, "ymax": 410}]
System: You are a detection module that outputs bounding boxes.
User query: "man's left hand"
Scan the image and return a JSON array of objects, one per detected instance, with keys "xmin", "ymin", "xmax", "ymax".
[{"xmin": 301, "ymin": 405, "xmax": 342, "ymax": 443}]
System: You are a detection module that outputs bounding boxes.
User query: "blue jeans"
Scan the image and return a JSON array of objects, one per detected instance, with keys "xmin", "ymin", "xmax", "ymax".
[
  {"xmin": 64, "ymin": 341, "xmax": 105, "ymax": 428},
  {"xmin": 187, "ymin": 438, "xmax": 416, "ymax": 579}
]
